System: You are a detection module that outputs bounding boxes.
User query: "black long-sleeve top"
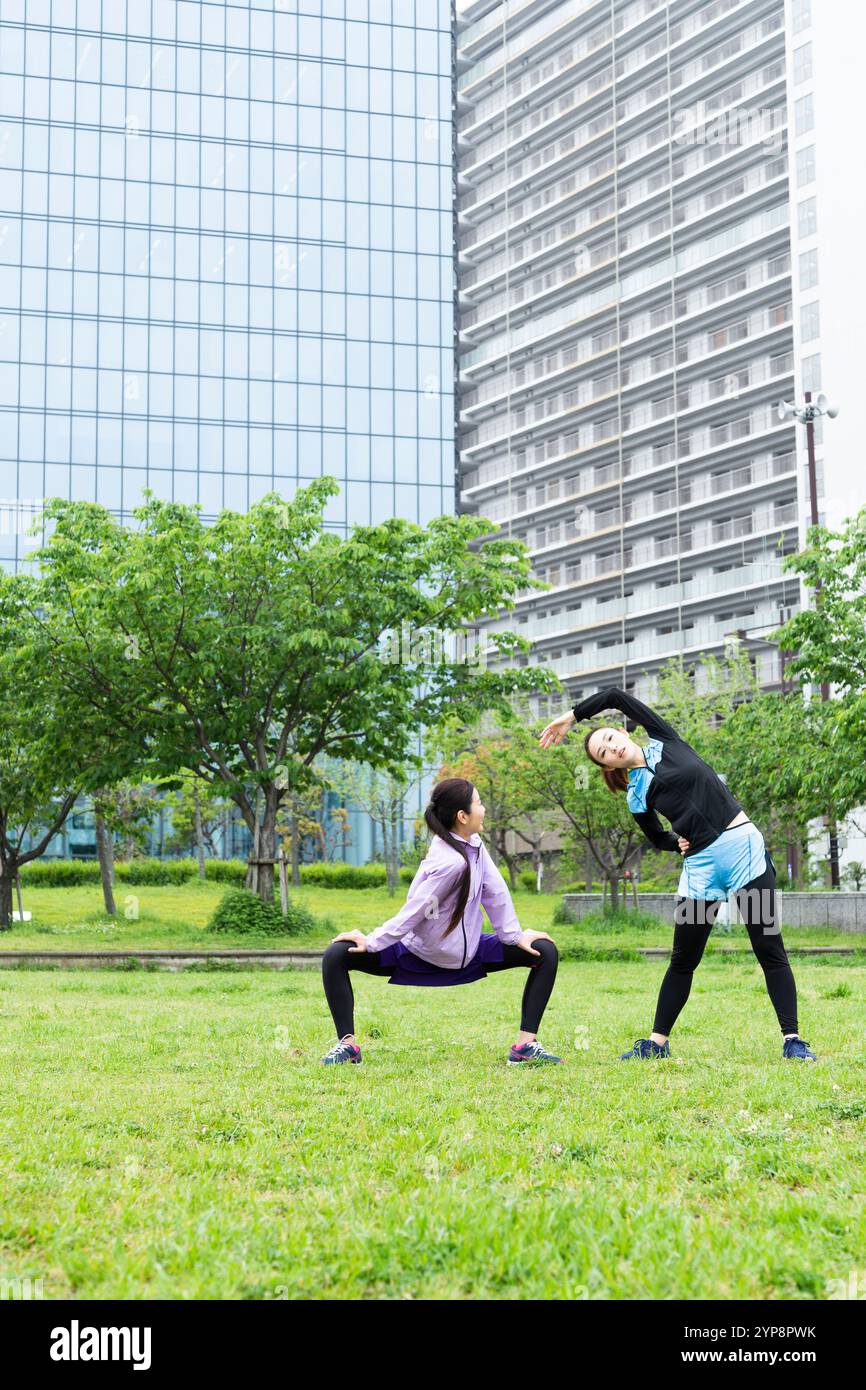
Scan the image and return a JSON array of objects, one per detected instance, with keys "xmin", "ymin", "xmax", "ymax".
[{"xmin": 572, "ymin": 686, "xmax": 744, "ymax": 856}]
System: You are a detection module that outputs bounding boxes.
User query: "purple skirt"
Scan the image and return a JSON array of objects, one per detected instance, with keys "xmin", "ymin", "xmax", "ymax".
[{"xmin": 375, "ymin": 931, "xmax": 507, "ymax": 987}]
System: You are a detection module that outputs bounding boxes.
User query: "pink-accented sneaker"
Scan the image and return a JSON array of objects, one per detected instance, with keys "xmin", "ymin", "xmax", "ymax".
[
  {"xmin": 507, "ymin": 1039, "xmax": 562, "ymax": 1066},
  {"xmin": 321, "ymin": 1037, "xmax": 362, "ymax": 1065}
]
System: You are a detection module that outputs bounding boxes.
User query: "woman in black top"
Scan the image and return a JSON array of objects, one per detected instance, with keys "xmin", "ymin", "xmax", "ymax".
[{"xmin": 540, "ymin": 687, "xmax": 817, "ymax": 1062}]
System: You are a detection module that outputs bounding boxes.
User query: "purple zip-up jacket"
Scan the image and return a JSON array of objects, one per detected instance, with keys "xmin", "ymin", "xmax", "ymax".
[{"xmin": 364, "ymin": 831, "xmax": 524, "ymax": 969}]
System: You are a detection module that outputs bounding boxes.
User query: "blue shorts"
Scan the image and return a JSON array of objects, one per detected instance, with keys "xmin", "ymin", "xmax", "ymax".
[{"xmin": 677, "ymin": 821, "xmax": 770, "ymax": 900}]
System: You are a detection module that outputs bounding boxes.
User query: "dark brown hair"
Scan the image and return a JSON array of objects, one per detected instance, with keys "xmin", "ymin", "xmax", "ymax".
[
  {"xmin": 424, "ymin": 777, "xmax": 474, "ymax": 936},
  {"xmin": 583, "ymin": 727, "xmax": 629, "ymax": 796}
]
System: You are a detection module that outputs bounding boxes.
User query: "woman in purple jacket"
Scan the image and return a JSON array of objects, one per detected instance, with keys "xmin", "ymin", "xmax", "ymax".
[{"xmin": 320, "ymin": 777, "xmax": 562, "ymax": 1067}]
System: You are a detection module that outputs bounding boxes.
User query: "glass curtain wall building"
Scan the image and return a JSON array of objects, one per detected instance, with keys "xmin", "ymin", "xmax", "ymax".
[
  {"xmin": 0, "ymin": 0, "xmax": 456, "ymax": 862},
  {"xmin": 455, "ymin": 0, "xmax": 806, "ymax": 712}
]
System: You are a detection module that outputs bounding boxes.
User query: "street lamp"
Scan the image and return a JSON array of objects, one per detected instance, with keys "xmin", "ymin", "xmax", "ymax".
[{"xmin": 776, "ymin": 390, "xmax": 841, "ymax": 887}]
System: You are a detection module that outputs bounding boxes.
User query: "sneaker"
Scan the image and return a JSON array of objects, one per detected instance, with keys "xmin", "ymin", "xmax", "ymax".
[
  {"xmin": 321, "ymin": 1037, "xmax": 362, "ymax": 1065},
  {"xmin": 782, "ymin": 1036, "xmax": 817, "ymax": 1062},
  {"xmin": 619, "ymin": 1037, "xmax": 671, "ymax": 1060},
  {"xmin": 507, "ymin": 1039, "xmax": 563, "ymax": 1066}
]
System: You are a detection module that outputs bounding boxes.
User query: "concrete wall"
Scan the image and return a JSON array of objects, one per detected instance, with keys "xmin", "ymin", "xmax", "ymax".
[{"xmin": 561, "ymin": 893, "xmax": 866, "ymax": 930}]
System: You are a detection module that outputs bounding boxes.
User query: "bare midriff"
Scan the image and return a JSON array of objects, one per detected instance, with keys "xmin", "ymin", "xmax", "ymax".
[{"xmin": 726, "ymin": 810, "xmax": 749, "ymax": 829}]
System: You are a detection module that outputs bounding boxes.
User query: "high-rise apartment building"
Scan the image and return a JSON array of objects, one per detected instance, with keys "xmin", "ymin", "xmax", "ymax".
[{"xmin": 454, "ymin": 0, "xmax": 863, "ymax": 718}]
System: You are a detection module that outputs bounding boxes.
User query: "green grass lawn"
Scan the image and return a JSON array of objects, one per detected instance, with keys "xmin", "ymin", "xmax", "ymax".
[
  {"xmin": 2, "ymin": 881, "xmax": 863, "ymax": 954},
  {"xmin": 0, "ymin": 957, "xmax": 864, "ymax": 1299}
]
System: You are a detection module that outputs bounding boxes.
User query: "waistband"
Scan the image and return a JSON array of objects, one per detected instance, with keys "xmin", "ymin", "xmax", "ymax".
[{"xmin": 718, "ymin": 818, "xmax": 753, "ymax": 833}]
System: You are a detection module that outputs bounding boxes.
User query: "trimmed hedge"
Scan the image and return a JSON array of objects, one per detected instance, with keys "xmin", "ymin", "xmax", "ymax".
[
  {"xmin": 297, "ymin": 862, "xmax": 414, "ymax": 889},
  {"xmin": 19, "ymin": 857, "xmax": 414, "ymax": 890},
  {"xmin": 20, "ymin": 858, "xmax": 200, "ymax": 887}
]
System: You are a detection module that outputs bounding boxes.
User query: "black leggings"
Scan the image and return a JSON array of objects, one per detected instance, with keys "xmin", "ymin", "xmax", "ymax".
[
  {"xmin": 321, "ymin": 938, "xmax": 559, "ymax": 1041},
  {"xmin": 653, "ymin": 857, "xmax": 798, "ymax": 1036}
]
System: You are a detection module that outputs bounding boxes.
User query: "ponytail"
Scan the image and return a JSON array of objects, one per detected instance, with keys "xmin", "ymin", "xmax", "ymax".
[
  {"xmin": 583, "ymin": 728, "xmax": 629, "ymax": 795},
  {"xmin": 423, "ymin": 777, "xmax": 474, "ymax": 936}
]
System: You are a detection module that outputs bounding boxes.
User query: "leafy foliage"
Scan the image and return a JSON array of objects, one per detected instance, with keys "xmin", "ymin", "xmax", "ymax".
[{"xmin": 206, "ymin": 887, "xmax": 317, "ymax": 936}]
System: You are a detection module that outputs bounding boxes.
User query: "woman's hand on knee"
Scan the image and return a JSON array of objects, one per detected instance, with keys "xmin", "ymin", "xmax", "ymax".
[
  {"xmin": 331, "ymin": 929, "xmax": 368, "ymax": 953},
  {"xmin": 516, "ymin": 929, "xmax": 555, "ymax": 957}
]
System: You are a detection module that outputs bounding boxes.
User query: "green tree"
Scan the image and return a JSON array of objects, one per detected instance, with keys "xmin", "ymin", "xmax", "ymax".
[
  {"xmin": 0, "ymin": 578, "xmax": 139, "ymax": 928},
  {"xmin": 432, "ymin": 712, "xmax": 562, "ymax": 889},
  {"xmin": 770, "ymin": 506, "xmax": 866, "ymax": 698},
  {"xmin": 161, "ymin": 771, "xmax": 233, "ymax": 868},
  {"xmin": 769, "ymin": 506, "xmax": 866, "ymax": 823},
  {"xmin": 26, "ymin": 480, "xmax": 557, "ymax": 903},
  {"xmin": 712, "ymin": 687, "xmax": 841, "ymax": 885}
]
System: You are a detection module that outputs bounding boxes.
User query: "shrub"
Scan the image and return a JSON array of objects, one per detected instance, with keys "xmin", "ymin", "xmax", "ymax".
[
  {"xmin": 23, "ymin": 857, "xmax": 207, "ymax": 887},
  {"xmin": 206, "ymin": 888, "xmax": 317, "ymax": 936},
  {"xmin": 518, "ymin": 870, "xmax": 538, "ymax": 892},
  {"xmin": 116, "ymin": 859, "xmax": 197, "ymax": 885},
  {"xmin": 297, "ymin": 862, "xmax": 413, "ymax": 889},
  {"xmin": 204, "ymin": 859, "xmax": 247, "ymax": 885},
  {"xmin": 20, "ymin": 860, "xmax": 103, "ymax": 887},
  {"xmin": 22, "ymin": 855, "xmax": 413, "ymax": 892}
]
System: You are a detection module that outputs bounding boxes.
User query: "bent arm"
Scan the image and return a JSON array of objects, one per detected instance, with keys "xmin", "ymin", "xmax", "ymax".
[
  {"xmin": 365, "ymin": 862, "xmax": 463, "ymax": 953},
  {"xmin": 632, "ymin": 809, "xmax": 680, "ymax": 854},
  {"xmin": 480, "ymin": 847, "xmax": 523, "ymax": 945},
  {"xmin": 572, "ymin": 686, "xmax": 680, "ymax": 743}
]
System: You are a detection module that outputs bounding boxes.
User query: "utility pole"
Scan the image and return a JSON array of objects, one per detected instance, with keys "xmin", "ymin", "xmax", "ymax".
[{"xmin": 777, "ymin": 390, "xmax": 841, "ymax": 888}]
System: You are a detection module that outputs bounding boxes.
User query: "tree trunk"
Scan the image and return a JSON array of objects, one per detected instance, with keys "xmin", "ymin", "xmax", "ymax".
[
  {"xmin": 504, "ymin": 853, "xmax": 518, "ymax": 890},
  {"xmin": 94, "ymin": 812, "xmax": 117, "ymax": 916},
  {"xmin": 278, "ymin": 848, "xmax": 289, "ymax": 916},
  {"xmin": 391, "ymin": 803, "xmax": 401, "ymax": 889},
  {"xmin": 584, "ymin": 845, "xmax": 594, "ymax": 892},
  {"xmin": 0, "ymin": 866, "xmax": 12, "ymax": 931},
  {"xmin": 245, "ymin": 818, "xmax": 258, "ymax": 893},
  {"xmin": 381, "ymin": 816, "xmax": 396, "ymax": 896},
  {"xmin": 254, "ymin": 791, "xmax": 278, "ymax": 904},
  {"xmin": 192, "ymin": 780, "xmax": 207, "ymax": 881},
  {"xmin": 290, "ymin": 810, "xmax": 301, "ymax": 887}
]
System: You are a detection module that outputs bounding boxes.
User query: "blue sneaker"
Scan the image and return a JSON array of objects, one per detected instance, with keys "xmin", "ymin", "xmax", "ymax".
[
  {"xmin": 321, "ymin": 1037, "xmax": 362, "ymax": 1065},
  {"xmin": 782, "ymin": 1036, "xmax": 817, "ymax": 1062},
  {"xmin": 507, "ymin": 1039, "xmax": 563, "ymax": 1066},
  {"xmin": 619, "ymin": 1037, "xmax": 671, "ymax": 1060}
]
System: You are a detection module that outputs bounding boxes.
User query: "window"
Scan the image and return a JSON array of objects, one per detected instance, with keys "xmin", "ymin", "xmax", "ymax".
[
  {"xmin": 798, "ymin": 198, "xmax": 817, "ymax": 238},
  {"xmin": 799, "ymin": 248, "xmax": 818, "ymax": 290},
  {"xmin": 793, "ymin": 43, "xmax": 813, "ymax": 85},
  {"xmin": 800, "ymin": 301, "xmax": 820, "ymax": 342},
  {"xmin": 802, "ymin": 353, "xmax": 822, "ymax": 392},
  {"xmin": 795, "ymin": 94, "xmax": 814, "ymax": 136},
  {"xmin": 796, "ymin": 145, "xmax": 816, "ymax": 187},
  {"xmin": 793, "ymin": 0, "xmax": 811, "ymax": 34}
]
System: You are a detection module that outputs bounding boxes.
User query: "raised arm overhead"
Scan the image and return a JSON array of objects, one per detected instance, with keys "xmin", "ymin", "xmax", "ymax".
[{"xmin": 571, "ymin": 686, "xmax": 681, "ymax": 744}]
